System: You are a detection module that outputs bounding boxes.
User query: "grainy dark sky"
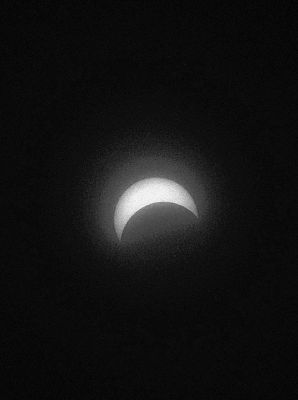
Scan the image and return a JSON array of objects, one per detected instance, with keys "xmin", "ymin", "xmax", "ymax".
[{"xmin": 3, "ymin": 2, "xmax": 295, "ymax": 398}]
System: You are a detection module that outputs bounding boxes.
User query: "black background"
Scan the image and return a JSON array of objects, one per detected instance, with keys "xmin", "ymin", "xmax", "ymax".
[{"xmin": 3, "ymin": 2, "xmax": 295, "ymax": 398}]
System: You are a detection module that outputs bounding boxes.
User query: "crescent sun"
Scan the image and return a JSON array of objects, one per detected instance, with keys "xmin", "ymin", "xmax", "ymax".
[{"xmin": 114, "ymin": 177, "xmax": 198, "ymax": 241}]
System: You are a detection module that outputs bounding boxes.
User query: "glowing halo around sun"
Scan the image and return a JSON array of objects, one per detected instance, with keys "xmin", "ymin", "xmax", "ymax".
[{"xmin": 114, "ymin": 177, "xmax": 198, "ymax": 241}]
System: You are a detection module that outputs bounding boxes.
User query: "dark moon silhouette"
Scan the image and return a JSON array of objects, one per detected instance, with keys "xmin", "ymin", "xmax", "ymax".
[{"xmin": 122, "ymin": 202, "xmax": 198, "ymax": 244}]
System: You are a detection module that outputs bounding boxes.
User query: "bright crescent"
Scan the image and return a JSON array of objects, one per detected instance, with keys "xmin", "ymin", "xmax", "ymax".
[{"xmin": 114, "ymin": 177, "xmax": 198, "ymax": 240}]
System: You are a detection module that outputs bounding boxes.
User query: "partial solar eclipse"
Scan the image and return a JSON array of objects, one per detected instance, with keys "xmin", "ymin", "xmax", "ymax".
[{"xmin": 114, "ymin": 177, "xmax": 198, "ymax": 240}]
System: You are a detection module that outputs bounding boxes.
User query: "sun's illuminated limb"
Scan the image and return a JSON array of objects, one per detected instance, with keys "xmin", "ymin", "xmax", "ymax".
[{"xmin": 114, "ymin": 177, "xmax": 198, "ymax": 240}]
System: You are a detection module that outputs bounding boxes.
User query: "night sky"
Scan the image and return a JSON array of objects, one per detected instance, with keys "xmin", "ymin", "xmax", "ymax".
[{"xmin": 3, "ymin": 2, "xmax": 295, "ymax": 398}]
